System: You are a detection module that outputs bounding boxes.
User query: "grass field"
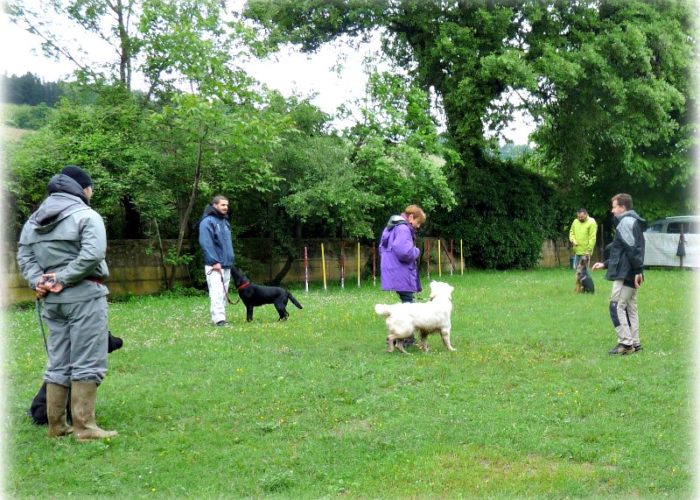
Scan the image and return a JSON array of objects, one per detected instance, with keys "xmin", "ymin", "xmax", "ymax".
[{"xmin": 5, "ymin": 268, "xmax": 695, "ymax": 498}]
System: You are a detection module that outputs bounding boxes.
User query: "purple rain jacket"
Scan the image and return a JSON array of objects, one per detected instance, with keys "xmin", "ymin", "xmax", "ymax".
[{"xmin": 378, "ymin": 214, "xmax": 422, "ymax": 293}]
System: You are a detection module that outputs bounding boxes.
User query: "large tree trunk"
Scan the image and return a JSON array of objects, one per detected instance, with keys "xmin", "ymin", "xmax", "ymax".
[{"xmin": 267, "ymin": 253, "xmax": 296, "ymax": 286}]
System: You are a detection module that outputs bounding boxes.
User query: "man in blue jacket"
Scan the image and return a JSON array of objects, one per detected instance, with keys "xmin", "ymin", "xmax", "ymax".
[
  {"xmin": 592, "ymin": 193, "xmax": 645, "ymax": 355},
  {"xmin": 199, "ymin": 195, "xmax": 235, "ymax": 326}
]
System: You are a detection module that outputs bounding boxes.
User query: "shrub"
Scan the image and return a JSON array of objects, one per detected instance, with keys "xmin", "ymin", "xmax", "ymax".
[
  {"xmin": 4, "ymin": 103, "xmax": 54, "ymax": 130},
  {"xmin": 434, "ymin": 156, "xmax": 560, "ymax": 269}
]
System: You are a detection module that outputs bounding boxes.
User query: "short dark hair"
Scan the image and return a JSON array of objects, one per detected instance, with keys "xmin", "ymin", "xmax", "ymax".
[
  {"xmin": 611, "ymin": 193, "xmax": 633, "ymax": 210},
  {"xmin": 577, "ymin": 208, "xmax": 588, "ymax": 214},
  {"xmin": 211, "ymin": 195, "xmax": 228, "ymax": 205}
]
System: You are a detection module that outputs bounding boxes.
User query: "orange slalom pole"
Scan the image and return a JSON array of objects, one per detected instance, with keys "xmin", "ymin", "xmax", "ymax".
[{"xmin": 460, "ymin": 239, "xmax": 464, "ymax": 275}]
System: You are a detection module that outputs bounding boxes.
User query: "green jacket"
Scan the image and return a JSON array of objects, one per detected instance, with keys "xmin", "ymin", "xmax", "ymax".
[{"xmin": 569, "ymin": 217, "xmax": 597, "ymax": 255}]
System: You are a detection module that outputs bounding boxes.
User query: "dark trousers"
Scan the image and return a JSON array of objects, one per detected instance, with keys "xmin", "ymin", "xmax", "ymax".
[{"xmin": 397, "ymin": 291, "xmax": 414, "ymax": 303}]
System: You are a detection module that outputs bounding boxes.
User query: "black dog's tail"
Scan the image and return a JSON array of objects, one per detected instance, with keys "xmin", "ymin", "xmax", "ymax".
[{"xmin": 288, "ymin": 292, "xmax": 303, "ymax": 309}]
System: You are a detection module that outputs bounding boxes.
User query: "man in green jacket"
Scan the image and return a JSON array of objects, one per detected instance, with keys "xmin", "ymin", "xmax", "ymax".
[
  {"xmin": 17, "ymin": 165, "xmax": 117, "ymax": 441},
  {"xmin": 569, "ymin": 208, "xmax": 597, "ymax": 269}
]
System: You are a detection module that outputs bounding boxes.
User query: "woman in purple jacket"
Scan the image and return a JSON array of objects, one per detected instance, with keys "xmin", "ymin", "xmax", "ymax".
[{"xmin": 378, "ymin": 204, "xmax": 426, "ymax": 303}]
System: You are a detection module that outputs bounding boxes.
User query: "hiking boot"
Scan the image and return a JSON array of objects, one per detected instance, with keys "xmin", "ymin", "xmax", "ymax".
[
  {"xmin": 215, "ymin": 320, "xmax": 227, "ymax": 327},
  {"xmin": 633, "ymin": 344, "xmax": 643, "ymax": 352},
  {"xmin": 608, "ymin": 343, "xmax": 634, "ymax": 355}
]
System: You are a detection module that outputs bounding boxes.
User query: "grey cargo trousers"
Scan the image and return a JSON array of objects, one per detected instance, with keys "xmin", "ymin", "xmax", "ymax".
[{"xmin": 42, "ymin": 296, "xmax": 109, "ymax": 386}]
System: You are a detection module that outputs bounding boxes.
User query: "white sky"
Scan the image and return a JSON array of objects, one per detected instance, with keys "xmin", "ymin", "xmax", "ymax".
[{"xmin": 0, "ymin": 5, "xmax": 532, "ymax": 144}]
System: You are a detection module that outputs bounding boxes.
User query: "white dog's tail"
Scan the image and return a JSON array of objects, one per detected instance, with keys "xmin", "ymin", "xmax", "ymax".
[{"xmin": 374, "ymin": 304, "xmax": 392, "ymax": 317}]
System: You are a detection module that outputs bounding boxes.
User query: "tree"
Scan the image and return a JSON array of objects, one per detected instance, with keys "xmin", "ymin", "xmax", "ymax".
[
  {"xmin": 244, "ymin": 1, "xmax": 556, "ymax": 267},
  {"xmin": 1, "ymin": 72, "xmax": 64, "ymax": 106},
  {"xmin": 523, "ymin": 0, "xmax": 696, "ymax": 218},
  {"xmin": 7, "ymin": 0, "xmax": 141, "ymax": 89},
  {"xmin": 6, "ymin": 87, "xmax": 158, "ymax": 238},
  {"xmin": 244, "ymin": 0, "xmax": 695, "ymax": 266}
]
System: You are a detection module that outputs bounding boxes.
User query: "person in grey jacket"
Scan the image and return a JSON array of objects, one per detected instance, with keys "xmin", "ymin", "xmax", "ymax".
[
  {"xmin": 198, "ymin": 195, "xmax": 235, "ymax": 326},
  {"xmin": 17, "ymin": 165, "xmax": 117, "ymax": 440},
  {"xmin": 592, "ymin": 193, "xmax": 645, "ymax": 355}
]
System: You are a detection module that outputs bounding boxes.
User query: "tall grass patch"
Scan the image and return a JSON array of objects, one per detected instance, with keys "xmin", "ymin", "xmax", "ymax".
[{"xmin": 6, "ymin": 269, "xmax": 694, "ymax": 497}]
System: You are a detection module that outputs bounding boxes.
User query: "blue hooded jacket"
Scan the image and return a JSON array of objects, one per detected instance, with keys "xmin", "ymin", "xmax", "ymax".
[{"xmin": 198, "ymin": 205, "xmax": 234, "ymax": 268}]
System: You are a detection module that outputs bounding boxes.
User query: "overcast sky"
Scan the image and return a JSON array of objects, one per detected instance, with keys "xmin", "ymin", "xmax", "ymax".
[{"xmin": 1, "ymin": 6, "xmax": 532, "ymax": 144}]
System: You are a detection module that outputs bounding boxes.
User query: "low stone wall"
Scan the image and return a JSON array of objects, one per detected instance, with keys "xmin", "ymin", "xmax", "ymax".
[
  {"xmin": 6, "ymin": 237, "xmax": 575, "ymax": 304},
  {"xmin": 7, "ymin": 240, "xmax": 190, "ymax": 304}
]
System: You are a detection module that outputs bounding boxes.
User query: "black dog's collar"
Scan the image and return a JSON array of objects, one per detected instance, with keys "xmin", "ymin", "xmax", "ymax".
[{"xmin": 237, "ymin": 281, "xmax": 251, "ymax": 291}]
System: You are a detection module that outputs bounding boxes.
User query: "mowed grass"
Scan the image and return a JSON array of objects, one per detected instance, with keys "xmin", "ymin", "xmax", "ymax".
[{"xmin": 6, "ymin": 268, "xmax": 695, "ymax": 498}]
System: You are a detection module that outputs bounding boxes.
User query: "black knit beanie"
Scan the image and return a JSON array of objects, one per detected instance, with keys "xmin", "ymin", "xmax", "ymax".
[{"xmin": 61, "ymin": 165, "xmax": 93, "ymax": 188}]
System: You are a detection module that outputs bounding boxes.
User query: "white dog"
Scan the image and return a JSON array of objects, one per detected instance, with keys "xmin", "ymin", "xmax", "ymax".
[{"xmin": 375, "ymin": 281, "xmax": 456, "ymax": 354}]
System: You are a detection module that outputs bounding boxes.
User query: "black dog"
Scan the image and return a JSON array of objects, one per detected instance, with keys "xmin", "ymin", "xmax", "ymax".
[
  {"xmin": 230, "ymin": 266, "xmax": 303, "ymax": 322},
  {"xmin": 28, "ymin": 331, "xmax": 123, "ymax": 425}
]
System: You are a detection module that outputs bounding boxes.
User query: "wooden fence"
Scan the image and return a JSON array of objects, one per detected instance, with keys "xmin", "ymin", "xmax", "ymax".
[{"xmin": 6, "ymin": 237, "xmax": 575, "ymax": 304}]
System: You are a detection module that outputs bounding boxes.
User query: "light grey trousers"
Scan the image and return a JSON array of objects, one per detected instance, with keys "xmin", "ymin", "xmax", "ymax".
[
  {"xmin": 609, "ymin": 280, "xmax": 640, "ymax": 347},
  {"xmin": 205, "ymin": 266, "xmax": 231, "ymax": 324},
  {"xmin": 42, "ymin": 296, "xmax": 109, "ymax": 386}
]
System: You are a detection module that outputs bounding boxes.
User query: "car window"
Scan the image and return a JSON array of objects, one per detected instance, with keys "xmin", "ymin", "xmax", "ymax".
[
  {"xmin": 667, "ymin": 222, "xmax": 683, "ymax": 233},
  {"xmin": 647, "ymin": 223, "xmax": 663, "ymax": 233}
]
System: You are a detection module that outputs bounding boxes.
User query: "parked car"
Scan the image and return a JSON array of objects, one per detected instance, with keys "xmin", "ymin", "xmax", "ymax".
[{"xmin": 645, "ymin": 215, "xmax": 700, "ymax": 234}]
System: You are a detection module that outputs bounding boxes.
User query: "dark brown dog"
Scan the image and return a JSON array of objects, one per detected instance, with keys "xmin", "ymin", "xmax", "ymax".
[{"xmin": 574, "ymin": 255, "xmax": 595, "ymax": 293}]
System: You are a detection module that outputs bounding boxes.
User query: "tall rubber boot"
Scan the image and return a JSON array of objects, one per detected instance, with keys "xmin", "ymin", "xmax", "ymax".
[
  {"xmin": 71, "ymin": 381, "xmax": 118, "ymax": 441},
  {"xmin": 46, "ymin": 383, "xmax": 73, "ymax": 437}
]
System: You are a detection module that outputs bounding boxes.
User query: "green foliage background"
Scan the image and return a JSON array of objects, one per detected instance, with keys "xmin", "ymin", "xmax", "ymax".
[{"xmin": 4, "ymin": 0, "xmax": 696, "ymax": 272}]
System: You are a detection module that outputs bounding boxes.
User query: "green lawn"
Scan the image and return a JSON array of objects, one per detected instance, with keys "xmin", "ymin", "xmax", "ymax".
[{"xmin": 6, "ymin": 268, "xmax": 695, "ymax": 498}]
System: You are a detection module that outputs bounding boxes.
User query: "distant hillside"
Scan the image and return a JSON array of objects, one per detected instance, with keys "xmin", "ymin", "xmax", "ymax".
[
  {"xmin": 2, "ymin": 125, "xmax": 34, "ymax": 143},
  {"xmin": 499, "ymin": 143, "xmax": 532, "ymax": 159}
]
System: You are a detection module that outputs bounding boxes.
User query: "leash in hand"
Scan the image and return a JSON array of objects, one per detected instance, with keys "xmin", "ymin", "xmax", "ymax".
[
  {"xmin": 207, "ymin": 268, "xmax": 237, "ymax": 305},
  {"xmin": 35, "ymin": 299, "xmax": 49, "ymax": 356}
]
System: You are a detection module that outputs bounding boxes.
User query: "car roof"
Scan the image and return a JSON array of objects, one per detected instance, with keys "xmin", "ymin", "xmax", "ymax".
[
  {"xmin": 649, "ymin": 215, "xmax": 700, "ymax": 223},
  {"xmin": 654, "ymin": 215, "xmax": 700, "ymax": 222}
]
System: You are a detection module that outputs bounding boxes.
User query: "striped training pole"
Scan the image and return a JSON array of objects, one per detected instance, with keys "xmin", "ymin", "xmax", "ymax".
[
  {"xmin": 460, "ymin": 239, "xmax": 464, "ymax": 275},
  {"xmin": 304, "ymin": 246, "xmax": 309, "ymax": 292},
  {"xmin": 339, "ymin": 240, "xmax": 345, "ymax": 289},
  {"xmin": 437, "ymin": 239, "xmax": 442, "ymax": 277},
  {"xmin": 321, "ymin": 243, "xmax": 327, "ymax": 291},
  {"xmin": 449, "ymin": 239, "xmax": 454, "ymax": 276},
  {"xmin": 372, "ymin": 243, "xmax": 376, "ymax": 286},
  {"xmin": 357, "ymin": 242, "xmax": 361, "ymax": 288},
  {"xmin": 426, "ymin": 239, "xmax": 431, "ymax": 278}
]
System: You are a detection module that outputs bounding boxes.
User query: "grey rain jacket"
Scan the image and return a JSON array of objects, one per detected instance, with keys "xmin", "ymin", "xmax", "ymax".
[
  {"xmin": 17, "ymin": 174, "xmax": 109, "ymax": 303},
  {"xmin": 603, "ymin": 210, "xmax": 645, "ymax": 287}
]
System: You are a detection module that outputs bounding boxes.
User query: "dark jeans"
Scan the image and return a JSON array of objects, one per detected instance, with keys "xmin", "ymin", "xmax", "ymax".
[{"xmin": 395, "ymin": 292, "xmax": 415, "ymax": 344}]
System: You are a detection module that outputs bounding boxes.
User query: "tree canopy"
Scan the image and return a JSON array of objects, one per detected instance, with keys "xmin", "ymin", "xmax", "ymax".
[
  {"xmin": 244, "ymin": 0, "xmax": 697, "ymax": 221},
  {"xmin": 5, "ymin": 0, "xmax": 696, "ymax": 277}
]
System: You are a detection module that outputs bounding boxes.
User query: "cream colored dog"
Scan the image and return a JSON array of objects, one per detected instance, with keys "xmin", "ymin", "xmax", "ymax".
[{"xmin": 375, "ymin": 281, "xmax": 456, "ymax": 354}]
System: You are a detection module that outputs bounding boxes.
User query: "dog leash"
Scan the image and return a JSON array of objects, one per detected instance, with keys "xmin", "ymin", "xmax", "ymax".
[
  {"xmin": 207, "ymin": 268, "xmax": 236, "ymax": 305},
  {"xmin": 35, "ymin": 298, "xmax": 49, "ymax": 355}
]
